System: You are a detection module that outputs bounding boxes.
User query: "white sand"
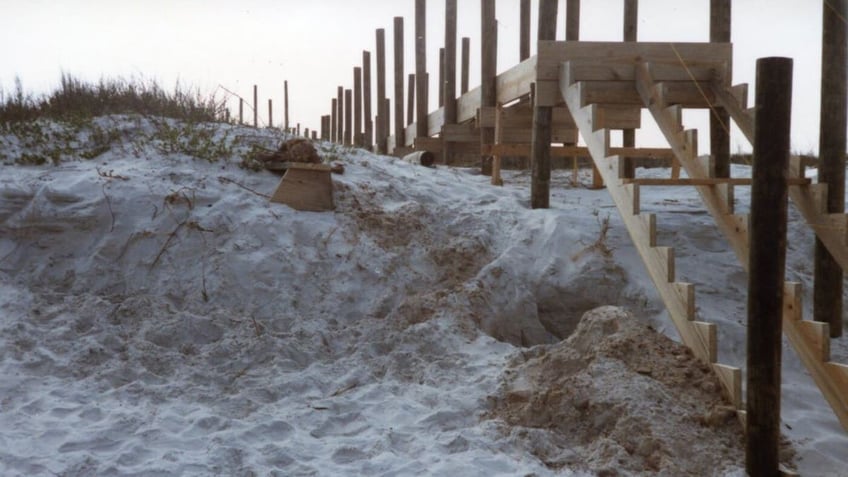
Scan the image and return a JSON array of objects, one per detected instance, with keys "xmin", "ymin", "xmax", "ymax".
[{"xmin": 0, "ymin": 116, "xmax": 845, "ymax": 476}]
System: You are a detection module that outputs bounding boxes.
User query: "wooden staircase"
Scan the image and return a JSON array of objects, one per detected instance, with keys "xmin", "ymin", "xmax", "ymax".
[{"xmin": 558, "ymin": 44, "xmax": 848, "ymax": 431}]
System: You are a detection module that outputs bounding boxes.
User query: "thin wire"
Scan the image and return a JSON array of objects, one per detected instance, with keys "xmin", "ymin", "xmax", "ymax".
[{"xmin": 668, "ymin": 42, "xmax": 732, "ymax": 138}]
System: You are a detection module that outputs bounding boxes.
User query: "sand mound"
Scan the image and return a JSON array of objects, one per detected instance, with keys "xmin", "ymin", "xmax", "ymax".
[{"xmin": 488, "ymin": 306, "xmax": 746, "ymax": 476}]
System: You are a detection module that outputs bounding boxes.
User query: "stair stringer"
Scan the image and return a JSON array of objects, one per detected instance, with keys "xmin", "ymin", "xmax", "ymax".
[{"xmin": 562, "ymin": 80, "xmax": 743, "ymax": 410}]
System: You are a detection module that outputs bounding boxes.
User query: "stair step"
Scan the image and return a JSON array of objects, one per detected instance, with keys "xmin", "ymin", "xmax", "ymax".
[
  {"xmin": 639, "ymin": 213, "xmax": 657, "ymax": 247},
  {"xmin": 674, "ymin": 282, "xmax": 695, "ymax": 320},
  {"xmin": 713, "ymin": 363, "xmax": 743, "ymax": 409},
  {"xmin": 624, "ymin": 183, "xmax": 640, "ymax": 215},
  {"xmin": 729, "ymin": 83, "xmax": 749, "ymax": 108},
  {"xmin": 698, "ymin": 154, "xmax": 716, "ymax": 179},
  {"xmin": 784, "ymin": 282, "xmax": 803, "ymax": 321},
  {"xmin": 744, "ymin": 106, "xmax": 756, "ymax": 123},
  {"xmin": 693, "ymin": 321, "xmax": 718, "ymax": 363},
  {"xmin": 679, "ymin": 129, "xmax": 698, "ymax": 158},
  {"xmin": 664, "ymin": 104, "xmax": 682, "ymax": 127},
  {"xmin": 653, "ymin": 246, "xmax": 675, "ymax": 282},
  {"xmin": 729, "ymin": 213, "xmax": 749, "ymax": 241},
  {"xmin": 797, "ymin": 320, "xmax": 831, "ymax": 362}
]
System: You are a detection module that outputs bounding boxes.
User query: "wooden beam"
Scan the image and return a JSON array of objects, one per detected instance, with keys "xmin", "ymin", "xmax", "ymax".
[
  {"xmin": 815, "ymin": 0, "xmax": 847, "ymax": 338},
  {"xmin": 461, "ymin": 37, "xmax": 470, "ymax": 94},
  {"xmin": 444, "ymin": 0, "xmax": 458, "ymax": 165},
  {"xmin": 531, "ymin": 0, "xmax": 558, "ymax": 209},
  {"xmin": 337, "ymin": 86, "xmax": 344, "ymax": 144},
  {"xmin": 407, "ymin": 73, "xmax": 415, "ymax": 126},
  {"xmin": 480, "ymin": 0, "xmax": 497, "ymax": 174},
  {"xmin": 520, "ymin": 0, "xmax": 531, "ymax": 60},
  {"xmin": 416, "ymin": 0, "xmax": 428, "ymax": 139},
  {"xmin": 344, "ymin": 89, "xmax": 352, "ymax": 146},
  {"xmin": 566, "ymin": 0, "xmax": 580, "ymax": 41},
  {"xmin": 331, "ymin": 98, "xmax": 337, "ymax": 143},
  {"xmin": 354, "ymin": 67, "xmax": 363, "ymax": 146},
  {"xmin": 622, "ymin": 0, "xmax": 638, "ymax": 179},
  {"xmin": 747, "ymin": 56, "xmax": 792, "ymax": 477},
  {"xmin": 376, "ymin": 28, "xmax": 387, "ymax": 153},
  {"xmin": 394, "ymin": 17, "xmax": 405, "ymax": 147},
  {"xmin": 363, "ymin": 50, "xmax": 373, "ymax": 149},
  {"xmin": 439, "ymin": 47, "xmax": 445, "ymax": 107},
  {"xmin": 710, "ymin": 0, "xmax": 732, "ymax": 178}
]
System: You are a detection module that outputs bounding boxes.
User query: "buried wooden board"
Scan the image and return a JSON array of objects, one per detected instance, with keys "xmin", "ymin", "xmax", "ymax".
[{"xmin": 270, "ymin": 168, "xmax": 334, "ymax": 212}]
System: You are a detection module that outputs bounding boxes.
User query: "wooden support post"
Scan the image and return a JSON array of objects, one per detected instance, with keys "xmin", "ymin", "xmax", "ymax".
[
  {"xmin": 344, "ymin": 89, "xmax": 352, "ymax": 146},
  {"xmin": 444, "ymin": 0, "xmax": 457, "ymax": 164},
  {"xmin": 337, "ymin": 86, "xmax": 344, "ymax": 144},
  {"xmin": 268, "ymin": 99, "xmax": 273, "ymax": 128},
  {"xmin": 416, "ymin": 0, "xmax": 428, "ymax": 140},
  {"xmin": 622, "ymin": 0, "xmax": 638, "ymax": 179},
  {"xmin": 363, "ymin": 51, "xmax": 373, "ymax": 150},
  {"xmin": 331, "ymin": 99, "xmax": 337, "ymax": 143},
  {"xmin": 305, "ymin": 128, "xmax": 309, "ymax": 138},
  {"xmin": 284, "ymin": 80, "xmax": 290, "ymax": 131},
  {"xmin": 354, "ymin": 67, "xmax": 363, "ymax": 147},
  {"xmin": 461, "ymin": 37, "xmax": 470, "ymax": 94},
  {"xmin": 312, "ymin": 131, "xmax": 318, "ymax": 140},
  {"xmin": 815, "ymin": 0, "xmax": 847, "ymax": 338},
  {"xmin": 239, "ymin": 98, "xmax": 243, "ymax": 125},
  {"xmin": 520, "ymin": 0, "xmax": 531, "ymax": 60},
  {"xmin": 566, "ymin": 0, "xmax": 580, "ymax": 41},
  {"xmin": 439, "ymin": 47, "xmax": 445, "ymax": 107},
  {"xmin": 407, "ymin": 74, "xmax": 415, "ymax": 126},
  {"xmin": 710, "ymin": 0, "xmax": 732, "ymax": 178},
  {"xmin": 481, "ymin": 0, "xmax": 497, "ymax": 175},
  {"xmin": 376, "ymin": 28, "xmax": 387, "ymax": 153},
  {"xmin": 492, "ymin": 103, "xmax": 504, "ymax": 186},
  {"xmin": 253, "ymin": 84, "xmax": 258, "ymax": 127},
  {"xmin": 383, "ymin": 98, "xmax": 391, "ymax": 152},
  {"xmin": 531, "ymin": 0, "xmax": 558, "ymax": 209},
  {"xmin": 321, "ymin": 115, "xmax": 330, "ymax": 141},
  {"xmin": 747, "ymin": 56, "xmax": 792, "ymax": 477},
  {"xmin": 394, "ymin": 17, "xmax": 405, "ymax": 147},
  {"xmin": 297, "ymin": 123, "xmax": 301, "ymax": 137}
]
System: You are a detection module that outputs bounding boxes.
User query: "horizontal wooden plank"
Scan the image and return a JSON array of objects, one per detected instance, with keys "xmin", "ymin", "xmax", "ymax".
[
  {"xmin": 578, "ymin": 80, "xmax": 716, "ymax": 108},
  {"xmin": 483, "ymin": 144, "xmax": 677, "ymax": 159},
  {"xmin": 622, "ymin": 177, "xmax": 812, "ymax": 186},
  {"xmin": 441, "ymin": 123, "xmax": 479, "ymax": 143},
  {"xmin": 562, "ymin": 59, "xmax": 724, "ymax": 86}
]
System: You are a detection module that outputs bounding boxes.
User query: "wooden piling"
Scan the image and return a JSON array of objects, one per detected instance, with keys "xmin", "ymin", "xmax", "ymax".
[
  {"xmin": 520, "ymin": 0, "xmax": 531, "ymax": 60},
  {"xmin": 461, "ymin": 37, "xmax": 470, "ymax": 94},
  {"xmin": 443, "ymin": 0, "xmax": 458, "ymax": 164},
  {"xmin": 239, "ymin": 98, "xmax": 243, "ymax": 125},
  {"xmin": 321, "ymin": 115, "xmax": 330, "ymax": 140},
  {"xmin": 268, "ymin": 99, "xmax": 273, "ymax": 128},
  {"xmin": 481, "ymin": 0, "xmax": 497, "ymax": 175},
  {"xmin": 344, "ymin": 89, "xmax": 352, "ymax": 146},
  {"xmin": 363, "ymin": 50, "xmax": 373, "ymax": 150},
  {"xmin": 354, "ymin": 67, "xmax": 363, "ymax": 147},
  {"xmin": 331, "ymin": 99, "xmax": 337, "ymax": 143},
  {"xmin": 622, "ymin": 0, "xmax": 638, "ymax": 179},
  {"xmin": 566, "ymin": 0, "xmax": 580, "ymax": 41},
  {"xmin": 253, "ymin": 84, "xmax": 258, "ymax": 127},
  {"xmin": 747, "ymin": 56, "xmax": 793, "ymax": 477},
  {"xmin": 814, "ymin": 0, "xmax": 847, "ymax": 338},
  {"xmin": 408, "ymin": 74, "xmax": 415, "ymax": 126},
  {"xmin": 394, "ymin": 17, "xmax": 405, "ymax": 148},
  {"xmin": 337, "ymin": 86, "xmax": 344, "ymax": 144},
  {"xmin": 710, "ymin": 0, "xmax": 731, "ymax": 178},
  {"xmin": 297, "ymin": 123, "xmax": 301, "ymax": 137},
  {"xmin": 284, "ymin": 80, "xmax": 290, "ymax": 131},
  {"xmin": 415, "ymin": 0, "xmax": 428, "ymax": 140},
  {"xmin": 531, "ymin": 0, "xmax": 558, "ymax": 209},
  {"xmin": 439, "ymin": 48, "xmax": 445, "ymax": 107},
  {"xmin": 376, "ymin": 28, "xmax": 388, "ymax": 153}
]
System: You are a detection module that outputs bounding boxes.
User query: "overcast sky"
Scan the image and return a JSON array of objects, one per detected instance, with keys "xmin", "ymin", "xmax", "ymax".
[{"xmin": 0, "ymin": 0, "xmax": 825, "ymax": 153}]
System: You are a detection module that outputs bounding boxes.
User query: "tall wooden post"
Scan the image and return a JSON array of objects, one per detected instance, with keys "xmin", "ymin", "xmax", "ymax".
[
  {"xmin": 531, "ymin": 0, "xmax": 558, "ymax": 209},
  {"xmin": 622, "ymin": 0, "xmax": 638, "ymax": 179},
  {"xmin": 344, "ymin": 89, "xmax": 352, "ymax": 146},
  {"xmin": 363, "ymin": 50, "xmax": 373, "ymax": 150},
  {"xmin": 337, "ymin": 86, "xmax": 344, "ymax": 144},
  {"xmin": 394, "ymin": 17, "xmax": 405, "ymax": 148},
  {"xmin": 376, "ymin": 28, "xmax": 388, "ymax": 153},
  {"xmin": 239, "ymin": 98, "xmax": 243, "ymax": 125},
  {"xmin": 253, "ymin": 84, "xmax": 258, "ymax": 127},
  {"xmin": 461, "ymin": 37, "xmax": 470, "ymax": 94},
  {"xmin": 331, "ymin": 98, "xmax": 337, "ymax": 143},
  {"xmin": 408, "ymin": 74, "xmax": 416, "ymax": 127},
  {"xmin": 566, "ymin": 0, "xmax": 580, "ymax": 41},
  {"xmin": 268, "ymin": 99, "xmax": 273, "ymax": 128},
  {"xmin": 439, "ymin": 48, "xmax": 445, "ymax": 107},
  {"xmin": 815, "ymin": 0, "xmax": 847, "ymax": 338},
  {"xmin": 710, "ymin": 0, "xmax": 731, "ymax": 178},
  {"xmin": 747, "ymin": 56, "xmax": 793, "ymax": 477},
  {"xmin": 443, "ymin": 0, "xmax": 458, "ymax": 164},
  {"xmin": 481, "ymin": 0, "xmax": 497, "ymax": 175},
  {"xmin": 354, "ymin": 67, "xmax": 363, "ymax": 147},
  {"xmin": 415, "ymin": 0, "xmax": 428, "ymax": 140},
  {"xmin": 321, "ymin": 115, "xmax": 330, "ymax": 140},
  {"xmin": 284, "ymin": 80, "xmax": 290, "ymax": 131},
  {"xmin": 520, "ymin": 0, "xmax": 531, "ymax": 61}
]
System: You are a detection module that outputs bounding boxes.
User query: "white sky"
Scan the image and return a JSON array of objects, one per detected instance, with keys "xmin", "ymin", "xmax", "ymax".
[{"xmin": 0, "ymin": 0, "xmax": 825, "ymax": 154}]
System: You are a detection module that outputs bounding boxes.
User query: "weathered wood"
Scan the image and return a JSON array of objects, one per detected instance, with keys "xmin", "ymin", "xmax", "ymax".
[
  {"xmin": 407, "ymin": 74, "xmax": 415, "ymax": 125},
  {"xmin": 461, "ymin": 37, "xmax": 470, "ymax": 94},
  {"xmin": 363, "ymin": 50, "xmax": 373, "ymax": 149},
  {"xmin": 253, "ymin": 85, "xmax": 258, "ymax": 127},
  {"xmin": 531, "ymin": 0, "xmax": 558, "ymax": 209},
  {"xmin": 439, "ymin": 47, "xmax": 445, "ymax": 107},
  {"xmin": 320, "ymin": 115, "xmax": 330, "ymax": 141},
  {"xmin": 394, "ymin": 17, "xmax": 405, "ymax": 147},
  {"xmin": 481, "ymin": 0, "xmax": 497, "ymax": 174},
  {"xmin": 484, "ymin": 144, "xmax": 674, "ymax": 160},
  {"xmin": 416, "ymin": 0, "xmax": 428, "ymax": 139},
  {"xmin": 566, "ymin": 0, "xmax": 580, "ymax": 41},
  {"xmin": 336, "ymin": 86, "xmax": 344, "ymax": 144},
  {"xmin": 815, "ymin": 0, "xmax": 847, "ymax": 338},
  {"xmin": 624, "ymin": 177, "xmax": 809, "ymax": 186},
  {"xmin": 747, "ymin": 57, "xmax": 792, "ymax": 477},
  {"xmin": 711, "ymin": 0, "xmax": 731, "ymax": 178},
  {"xmin": 520, "ymin": 0, "xmax": 531, "ymax": 60},
  {"xmin": 492, "ymin": 103, "xmax": 504, "ymax": 186},
  {"xmin": 239, "ymin": 98, "xmax": 244, "ymax": 125},
  {"xmin": 284, "ymin": 80, "xmax": 290, "ymax": 131},
  {"xmin": 268, "ymin": 99, "xmax": 273, "ymax": 128},
  {"xmin": 376, "ymin": 28, "xmax": 387, "ymax": 153},
  {"xmin": 270, "ymin": 167, "xmax": 334, "ymax": 212},
  {"xmin": 444, "ymin": 0, "xmax": 458, "ymax": 165},
  {"xmin": 622, "ymin": 0, "xmax": 638, "ymax": 179},
  {"xmin": 331, "ymin": 98, "xmax": 337, "ymax": 143},
  {"xmin": 344, "ymin": 89, "xmax": 352, "ymax": 146},
  {"xmin": 354, "ymin": 67, "xmax": 363, "ymax": 147}
]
